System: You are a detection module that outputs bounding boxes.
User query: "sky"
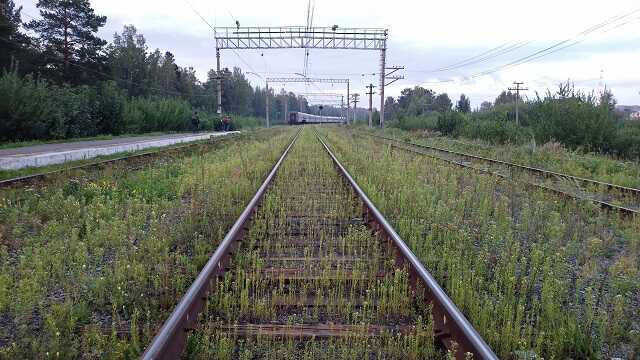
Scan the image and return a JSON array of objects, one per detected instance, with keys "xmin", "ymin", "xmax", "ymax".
[{"xmin": 18, "ymin": 0, "xmax": 640, "ymax": 108}]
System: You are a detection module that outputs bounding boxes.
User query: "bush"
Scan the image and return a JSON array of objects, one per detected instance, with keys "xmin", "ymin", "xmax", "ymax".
[
  {"xmin": 460, "ymin": 118, "xmax": 531, "ymax": 144},
  {"xmin": 528, "ymin": 91, "xmax": 616, "ymax": 152},
  {"xmin": 0, "ymin": 71, "xmax": 270, "ymax": 144},
  {"xmin": 122, "ymin": 97, "xmax": 192, "ymax": 133},
  {"xmin": 611, "ymin": 122, "xmax": 640, "ymax": 159},
  {"xmin": 390, "ymin": 113, "xmax": 438, "ymax": 131},
  {"xmin": 0, "ymin": 71, "xmax": 63, "ymax": 141},
  {"xmin": 436, "ymin": 111, "xmax": 466, "ymax": 136},
  {"xmin": 96, "ymin": 81, "xmax": 127, "ymax": 135}
]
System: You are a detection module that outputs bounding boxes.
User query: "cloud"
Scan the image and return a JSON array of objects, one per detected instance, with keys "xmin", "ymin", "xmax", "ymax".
[{"xmin": 19, "ymin": 0, "xmax": 640, "ymax": 106}]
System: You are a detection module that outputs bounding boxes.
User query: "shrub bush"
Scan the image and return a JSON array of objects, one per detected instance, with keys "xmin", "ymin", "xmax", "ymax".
[
  {"xmin": 436, "ymin": 111, "xmax": 466, "ymax": 136},
  {"xmin": 0, "ymin": 71, "xmax": 265, "ymax": 143}
]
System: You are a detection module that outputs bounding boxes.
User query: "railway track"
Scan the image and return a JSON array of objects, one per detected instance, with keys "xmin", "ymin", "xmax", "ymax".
[
  {"xmin": 142, "ymin": 128, "xmax": 496, "ymax": 359},
  {"xmin": 361, "ymin": 132, "xmax": 640, "ymax": 216},
  {"xmin": 0, "ymin": 133, "xmax": 241, "ymax": 189}
]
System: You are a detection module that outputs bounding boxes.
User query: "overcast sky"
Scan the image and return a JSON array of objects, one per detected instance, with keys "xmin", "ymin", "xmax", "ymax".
[{"xmin": 19, "ymin": 0, "xmax": 640, "ymax": 107}]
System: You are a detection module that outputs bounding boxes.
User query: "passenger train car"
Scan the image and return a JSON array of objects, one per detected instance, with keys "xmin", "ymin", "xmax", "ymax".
[{"xmin": 288, "ymin": 112, "xmax": 346, "ymax": 125}]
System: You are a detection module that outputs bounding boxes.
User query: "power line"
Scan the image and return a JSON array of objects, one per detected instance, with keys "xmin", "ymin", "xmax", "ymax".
[
  {"xmin": 411, "ymin": 9, "xmax": 640, "ymax": 86},
  {"xmin": 408, "ymin": 41, "xmax": 531, "ymax": 74},
  {"xmin": 471, "ymin": 8, "xmax": 640, "ymax": 78}
]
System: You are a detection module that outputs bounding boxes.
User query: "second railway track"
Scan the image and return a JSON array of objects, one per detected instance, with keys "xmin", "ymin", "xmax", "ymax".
[
  {"xmin": 361, "ymin": 132, "xmax": 640, "ymax": 216},
  {"xmin": 142, "ymin": 128, "xmax": 496, "ymax": 359}
]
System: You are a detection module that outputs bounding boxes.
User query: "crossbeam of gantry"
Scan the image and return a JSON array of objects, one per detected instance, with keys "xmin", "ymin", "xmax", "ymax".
[
  {"xmin": 266, "ymin": 77, "xmax": 349, "ymax": 84},
  {"xmin": 298, "ymin": 93, "xmax": 345, "ymax": 97},
  {"xmin": 214, "ymin": 27, "xmax": 387, "ymax": 50}
]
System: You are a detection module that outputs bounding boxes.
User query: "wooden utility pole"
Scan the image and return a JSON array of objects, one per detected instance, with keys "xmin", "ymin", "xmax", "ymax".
[
  {"xmin": 508, "ymin": 81, "xmax": 528, "ymax": 126},
  {"xmin": 366, "ymin": 84, "xmax": 376, "ymax": 128}
]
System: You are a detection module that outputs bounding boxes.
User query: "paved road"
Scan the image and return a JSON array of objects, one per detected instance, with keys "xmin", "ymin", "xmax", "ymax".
[{"xmin": 0, "ymin": 132, "xmax": 238, "ymax": 170}]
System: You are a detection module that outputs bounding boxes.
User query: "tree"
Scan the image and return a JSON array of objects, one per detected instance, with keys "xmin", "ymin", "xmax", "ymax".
[
  {"xmin": 433, "ymin": 93, "xmax": 452, "ymax": 112},
  {"xmin": 494, "ymin": 90, "xmax": 518, "ymax": 106},
  {"xmin": 384, "ymin": 96, "xmax": 398, "ymax": 120},
  {"xmin": 479, "ymin": 101, "xmax": 492, "ymax": 112},
  {"xmin": 108, "ymin": 25, "xmax": 147, "ymax": 97},
  {"xmin": 456, "ymin": 94, "xmax": 471, "ymax": 113},
  {"xmin": 0, "ymin": 0, "xmax": 35, "ymax": 73},
  {"xmin": 26, "ymin": 0, "xmax": 107, "ymax": 83}
]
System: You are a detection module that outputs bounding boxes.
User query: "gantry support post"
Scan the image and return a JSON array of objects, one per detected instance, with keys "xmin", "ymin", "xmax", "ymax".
[
  {"xmin": 216, "ymin": 48, "xmax": 222, "ymax": 115},
  {"xmin": 379, "ymin": 48, "xmax": 386, "ymax": 128}
]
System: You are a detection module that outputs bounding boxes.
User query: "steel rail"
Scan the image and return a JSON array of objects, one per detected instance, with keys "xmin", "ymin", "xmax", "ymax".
[
  {"xmin": 315, "ymin": 131, "xmax": 498, "ymax": 360},
  {"xmin": 0, "ymin": 134, "xmax": 240, "ymax": 189},
  {"xmin": 363, "ymin": 132, "xmax": 640, "ymax": 216},
  {"xmin": 141, "ymin": 129, "xmax": 301, "ymax": 359},
  {"xmin": 367, "ymin": 133, "xmax": 640, "ymax": 196}
]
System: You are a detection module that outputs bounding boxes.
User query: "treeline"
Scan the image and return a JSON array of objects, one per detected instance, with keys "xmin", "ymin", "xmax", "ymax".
[
  {"xmin": 0, "ymin": 0, "xmax": 310, "ymax": 142},
  {"xmin": 384, "ymin": 84, "xmax": 640, "ymax": 159}
]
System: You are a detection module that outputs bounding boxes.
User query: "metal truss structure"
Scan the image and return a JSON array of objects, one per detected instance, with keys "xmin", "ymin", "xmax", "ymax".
[
  {"xmin": 214, "ymin": 26, "xmax": 398, "ymax": 127},
  {"xmin": 214, "ymin": 27, "xmax": 387, "ymax": 50},
  {"xmin": 264, "ymin": 77, "xmax": 350, "ymax": 127}
]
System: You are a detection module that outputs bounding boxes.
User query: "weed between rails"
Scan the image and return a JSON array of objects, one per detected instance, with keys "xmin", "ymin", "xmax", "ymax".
[
  {"xmin": 323, "ymin": 128, "xmax": 640, "ymax": 359},
  {"xmin": 0, "ymin": 129, "xmax": 294, "ymax": 358},
  {"xmin": 185, "ymin": 129, "xmax": 443, "ymax": 359}
]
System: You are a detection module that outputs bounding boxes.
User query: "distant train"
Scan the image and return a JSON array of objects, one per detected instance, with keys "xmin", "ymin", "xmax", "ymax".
[{"xmin": 288, "ymin": 112, "xmax": 346, "ymax": 125}]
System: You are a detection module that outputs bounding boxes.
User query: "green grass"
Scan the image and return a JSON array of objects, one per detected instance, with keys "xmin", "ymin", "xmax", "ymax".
[
  {"xmin": 0, "ymin": 128, "xmax": 295, "ymax": 358},
  {"xmin": 322, "ymin": 127, "xmax": 640, "ymax": 359},
  {"xmin": 362, "ymin": 126, "xmax": 640, "ymax": 189},
  {"xmin": 185, "ymin": 128, "xmax": 442, "ymax": 359}
]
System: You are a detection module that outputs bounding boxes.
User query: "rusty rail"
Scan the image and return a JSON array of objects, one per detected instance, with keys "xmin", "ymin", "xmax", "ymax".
[
  {"xmin": 142, "ymin": 127, "xmax": 496, "ymax": 359},
  {"xmin": 363, "ymin": 132, "xmax": 640, "ymax": 216},
  {"xmin": 141, "ymin": 129, "xmax": 301, "ymax": 359},
  {"xmin": 316, "ymin": 131, "xmax": 498, "ymax": 360}
]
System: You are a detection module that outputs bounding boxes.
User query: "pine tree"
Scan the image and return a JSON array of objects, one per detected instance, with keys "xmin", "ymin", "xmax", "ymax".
[
  {"xmin": 456, "ymin": 94, "xmax": 471, "ymax": 113},
  {"xmin": 26, "ymin": 0, "xmax": 107, "ymax": 83},
  {"xmin": 0, "ymin": 0, "xmax": 33, "ymax": 72}
]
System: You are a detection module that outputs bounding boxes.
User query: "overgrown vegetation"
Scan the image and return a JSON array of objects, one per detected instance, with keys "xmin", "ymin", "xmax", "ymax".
[
  {"xmin": 0, "ymin": 0, "xmax": 312, "ymax": 143},
  {"xmin": 322, "ymin": 128, "xmax": 640, "ymax": 359},
  {"xmin": 384, "ymin": 84, "xmax": 640, "ymax": 160},
  {"xmin": 0, "ymin": 128, "xmax": 295, "ymax": 357},
  {"xmin": 186, "ymin": 129, "xmax": 442, "ymax": 359},
  {"xmin": 372, "ymin": 126, "xmax": 640, "ymax": 189}
]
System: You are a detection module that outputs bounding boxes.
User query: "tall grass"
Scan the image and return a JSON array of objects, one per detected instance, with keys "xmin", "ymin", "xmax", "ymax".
[
  {"xmin": 324, "ymin": 128, "xmax": 640, "ymax": 359},
  {"xmin": 0, "ymin": 128, "xmax": 294, "ymax": 357}
]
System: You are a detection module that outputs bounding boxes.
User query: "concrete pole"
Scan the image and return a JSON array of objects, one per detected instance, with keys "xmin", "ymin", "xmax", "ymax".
[
  {"xmin": 216, "ymin": 48, "xmax": 222, "ymax": 115},
  {"xmin": 379, "ymin": 48, "xmax": 386, "ymax": 128},
  {"xmin": 346, "ymin": 81, "xmax": 350, "ymax": 124},
  {"xmin": 341, "ymin": 95, "xmax": 345, "ymax": 123},
  {"xmin": 283, "ymin": 94, "xmax": 288, "ymax": 124},
  {"xmin": 368, "ymin": 84, "xmax": 374, "ymax": 128},
  {"xmin": 515, "ymin": 95, "xmax": 519, "ymax": 126},
  {"xmin": 266, "ymin": 81, "xmax": 270, "ymax": 128}
]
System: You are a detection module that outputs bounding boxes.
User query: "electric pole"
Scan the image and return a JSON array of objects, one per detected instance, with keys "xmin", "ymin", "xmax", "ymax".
[
  {"xmin": 350, "ymin": 93, "xmax": 360, "ymax": 122},
  {"xmin": 366, "ymin": 84, "xmax": 376, "ymax": 128},
  {"xmin": 508, "ymin": 81, "xmax": 528, "ymax": 126},
  {"xmin": 216, "ymin": 48, "xmax": 223, "ymax": 115},
  {"xmin": 380, "ymin": 65, "xmax": 404, "ymax": 128}
]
